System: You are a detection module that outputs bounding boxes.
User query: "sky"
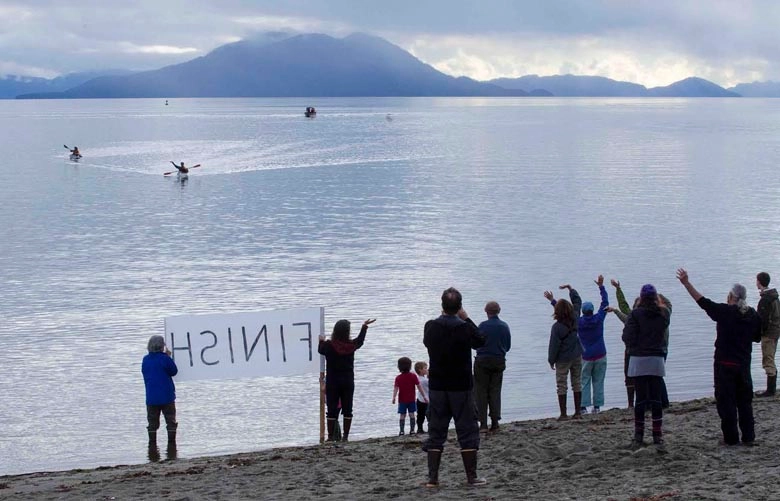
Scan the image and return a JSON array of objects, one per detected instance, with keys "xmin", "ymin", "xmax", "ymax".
[{"xmin": 1, "ymin": 0, "xmax": 778, "ymax": 87}]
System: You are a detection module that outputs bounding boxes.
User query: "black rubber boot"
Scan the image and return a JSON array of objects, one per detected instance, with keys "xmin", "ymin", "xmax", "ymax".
[
  {"xmin": 557, "ymin": 394, "xmax": 568, "ymax": 421},
  {"xmin": 326, "ymin": 419, "xmax": 336, "ymax": 441},
  {"xmin": 627, "ymin": 386, "xmax": 635, "ymax": 408},
  {"xmin": 572, "ymin": 392, "xmax": 583, "ymax": 419},
  {"xmin": 148, "ymin": 430, "xmax": 157, "ymax": 446},
  {"xmin": 756, "ymin": 375, "xmax": 776, "ymax": 397},
  {"xmin": 425, "ymin": 449, "xmax": 442, "ymax": 488},
  {"xmin": 167, "ymin": 430, "xmax": 176, "ymax": 444},
  {"xmin": 342, "ymin": 417, "xmax": 352, "ymax": 442},
  {"xmin": 460, "ymin": 449, "xmax": 487, "ymax": 486}
]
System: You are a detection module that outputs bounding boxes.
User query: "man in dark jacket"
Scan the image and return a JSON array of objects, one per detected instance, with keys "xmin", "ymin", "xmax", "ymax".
[
  {"xmin": 474, "ymin": 301, "xmax": 511, "ymax": 432},
  {"xmin": 755, "ymin": 272, "xmax": 780, "ymax": 397},
  {"xmin": 678, "ymin": 268, "xmax": 761, "ymax": 445},
  {"xmin": 423, "ymin": 287, "xmax": 486, "ymax": 487}
]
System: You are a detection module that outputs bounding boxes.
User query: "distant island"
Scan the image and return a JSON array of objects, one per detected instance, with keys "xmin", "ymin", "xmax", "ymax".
[{"xmin": 3, "ymin": 32, "xmax": 778, "ymax": 99}]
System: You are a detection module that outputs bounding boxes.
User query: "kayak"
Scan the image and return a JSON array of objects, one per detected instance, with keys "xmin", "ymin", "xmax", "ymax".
[{"xmin": 69, "ymin": 154, "xmax": 82, "ymax": 161}]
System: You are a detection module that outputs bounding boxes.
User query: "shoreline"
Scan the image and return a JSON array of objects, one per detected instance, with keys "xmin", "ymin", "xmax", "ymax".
[{"xmin": 2, "ymin": 396, "xmax": 779, "ymax": 500}]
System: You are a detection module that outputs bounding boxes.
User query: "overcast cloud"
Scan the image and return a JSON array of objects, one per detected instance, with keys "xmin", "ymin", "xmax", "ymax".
[{"xmin": 1, "ymin": 0, "xmax": 778, "ymax": 86}]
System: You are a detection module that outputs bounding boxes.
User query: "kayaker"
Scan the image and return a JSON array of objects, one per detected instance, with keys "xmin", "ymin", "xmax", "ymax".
[
  {"xmin": 170, "ymin": 161, "xmax": 188, "ymax": 174},
  {"xmin": 70, "ymin": 146, "xmax": 81, "ymax": 157}
]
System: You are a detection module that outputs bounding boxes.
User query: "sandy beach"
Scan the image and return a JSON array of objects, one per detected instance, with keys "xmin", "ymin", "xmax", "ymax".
[{"xmin": 2, "ymin": 396, "xmax": 779, "ymax": 500}]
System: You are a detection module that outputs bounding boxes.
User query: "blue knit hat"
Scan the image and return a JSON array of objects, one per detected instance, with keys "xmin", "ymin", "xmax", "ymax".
[
  {"xmin": 582, "ymin": 301, "xmax": 594, "ymax": 313},
  {"xmin": 640, "ymin": 284, "xmax": 657, "ymax": 298}
]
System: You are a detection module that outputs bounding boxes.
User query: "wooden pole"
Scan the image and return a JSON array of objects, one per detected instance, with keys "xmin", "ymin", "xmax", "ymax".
[{"xmin": 319, "ymin": 307, "xmax": 326, "ymax": 443}]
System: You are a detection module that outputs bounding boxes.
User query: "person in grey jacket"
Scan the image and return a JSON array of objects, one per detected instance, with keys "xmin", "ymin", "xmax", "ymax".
[
  {"xmin": 545, "ymin": 285, "xmax": 583, "ymax": 420},
  {"xmin": 755, "ymin": 272, "xmax": 780, "ymax": 397}
]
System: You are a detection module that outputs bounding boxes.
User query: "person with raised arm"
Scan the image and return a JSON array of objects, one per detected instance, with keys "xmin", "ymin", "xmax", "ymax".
[
  {"xmin": 622, "ymin": 283, "xmax": 670, "ymax": 451},
  {"xmin": 677, "ymin": 268, "xmax": 761, "ymax": 445},
  {"xmin": 318, "ymin": 317, "xmax": 376, "ymax": 442},
  {"xmin": 577, "ymin": 275, "xmax": 609, "ymax": 415},
  {"xmin": 607, "ymin": 279, "xmax": 672, "ymax": 409},
  {"xmin": 170, "ymin": 161, "xmax": 189, "ymax": 174},
  {"xmin": 545, "ymin": 284, "xmax": 583, "ymax": 420}
]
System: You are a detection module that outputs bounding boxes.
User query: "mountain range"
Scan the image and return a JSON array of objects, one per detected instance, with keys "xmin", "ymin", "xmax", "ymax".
[{"xmin": 6, "ymin": 33, "xmax": 779, "ymax": 99}]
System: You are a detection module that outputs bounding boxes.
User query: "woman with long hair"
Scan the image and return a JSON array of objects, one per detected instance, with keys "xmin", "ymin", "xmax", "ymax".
[
  {"xmin": 318, "ymin": 317, "xmax": 375, "ymax": 442},
  {"xmin": 546, "ymin": 286, "xmax": 583, "ymax": 421}
]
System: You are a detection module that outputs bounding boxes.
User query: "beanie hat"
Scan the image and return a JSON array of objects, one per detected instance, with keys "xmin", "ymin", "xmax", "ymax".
[
  {"xmin": 640, "ymin": 284, "xmax": 657, "ymax": 298},
  {"xmin": 582, "ymin": 301, "xmax": 594, "ymax": 313}
]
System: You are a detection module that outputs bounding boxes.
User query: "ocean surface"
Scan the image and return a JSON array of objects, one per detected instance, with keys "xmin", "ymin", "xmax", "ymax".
[{"xmin": 2, "ymin": 97, "xmax": 780, "ymax": 476}]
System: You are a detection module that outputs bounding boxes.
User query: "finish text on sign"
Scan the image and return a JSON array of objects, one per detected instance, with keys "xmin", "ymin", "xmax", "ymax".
[{"xmin": 164, "ymin": 307, "xmax": 323, "ymax": 381}]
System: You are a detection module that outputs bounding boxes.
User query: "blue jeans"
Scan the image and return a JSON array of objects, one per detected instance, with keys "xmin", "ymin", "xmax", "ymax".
[{"xmin": 581, "ymin": 356, "xmax": 607, "ymax": 408}]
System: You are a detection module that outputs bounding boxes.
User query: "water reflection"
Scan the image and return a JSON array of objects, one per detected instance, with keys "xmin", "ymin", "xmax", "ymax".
[{"xmin": 147, "ymin": 444, "xmax": 160, "ymax": 463}]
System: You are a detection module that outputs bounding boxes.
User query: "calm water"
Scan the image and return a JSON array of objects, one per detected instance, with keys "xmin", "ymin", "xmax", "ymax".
[{"xmin": 2, "ymin": 97, "xmax": 780, "ymax": 476}]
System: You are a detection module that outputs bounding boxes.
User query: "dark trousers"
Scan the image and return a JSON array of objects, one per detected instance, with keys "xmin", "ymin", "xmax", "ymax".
[
  {"xmin": 473, "ymin": 356, "xmax": 506, "ymax": 425},
  {"xmin": 634, "ymin": 376, "xmax": 663, "ymax": 440},
  {"xmin": 416, "ymin": 400, "xmax": 428, "ymax": 431},
  {"xmin": 714, "ymin": 362, "xmax": 755, "ymax": 444},
  {"xmin": 326, "ymin": 374, "xmax": 355, "ymax": 418},
  {"xmin": 423, "ymin": 389, "xmax": 480, "ymax": 451},
  {"xmin": 147, "ymin": 402, "xmax": 177, "ymax": 432}
]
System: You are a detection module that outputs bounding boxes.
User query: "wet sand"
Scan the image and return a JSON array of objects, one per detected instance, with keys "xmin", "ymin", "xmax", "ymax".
[{"xmin": 2, "ymin": 396, "xmax": 779, "ymax": 500}]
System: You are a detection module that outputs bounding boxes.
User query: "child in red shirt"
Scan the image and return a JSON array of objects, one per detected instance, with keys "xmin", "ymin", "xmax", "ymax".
[{"xmin": 393, "ymin": 357, "xmax": 428, "ymax": 435}]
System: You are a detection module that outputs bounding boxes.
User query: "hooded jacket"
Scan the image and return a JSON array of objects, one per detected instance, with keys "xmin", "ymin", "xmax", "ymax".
[
  {"xmin": 622, "ymin": 304, "xmax": 670, "ymax": 358},
  {"xmin": 318, "ymin": 324, "xmax": 368, "ymax": 377},
  {"xmin": 577, "ymin": 285, "xmax": 609, "ymax": 361},
  {"xmin": 142, "ymin": 352, "xmax": 178, "ymax": 406},
  {"xmin": 757, "ymin": 288, "xmax": 780, "ymax": 341}
]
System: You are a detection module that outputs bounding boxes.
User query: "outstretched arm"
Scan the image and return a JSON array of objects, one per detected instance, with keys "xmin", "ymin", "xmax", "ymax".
[
  {"xmin": 596, "ymin": 275, "xmax": 608, "ymax": 314},
  {"xmin": 676, "ymin": 268, "xmax": 703, "ymax": 302},
  {"xmin": 612, "ymin": 279, "xmax": 631, "ymax": 314}
]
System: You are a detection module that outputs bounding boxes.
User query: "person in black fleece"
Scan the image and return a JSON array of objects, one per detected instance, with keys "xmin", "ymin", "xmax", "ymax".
[
  {"xmin": 622, "ymin": 284, "xmax": 670, "ymax": 451},
  {"xmin": 318, "ymin": 317, "xmax": 375, "ymax": 442},
  {"xmin": 422, "ymin": 287, "xmax": 486, "ymax": 487},
  {"xmin": 677, "ymin": 268, "xmax": 761, "ymax": 445}
]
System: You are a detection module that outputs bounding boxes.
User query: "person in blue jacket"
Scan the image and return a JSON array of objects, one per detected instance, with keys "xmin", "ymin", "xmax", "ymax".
[
  {"xmin": 142, "ymin": 335, "xmax": 178, "ymax": 446},
  {"xmin": 577, "ymin": 275, "xmax": 609, "ymax": 414}
]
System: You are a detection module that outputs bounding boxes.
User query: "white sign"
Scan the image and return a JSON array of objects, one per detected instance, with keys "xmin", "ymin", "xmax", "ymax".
[{"xmin": 164, "ymin": 307, "xmax": 324, "ymax": 381}]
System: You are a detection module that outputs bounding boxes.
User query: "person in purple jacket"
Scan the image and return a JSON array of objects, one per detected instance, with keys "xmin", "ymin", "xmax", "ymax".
[
  {"xmin": 142, "ymin": 335, "xmax": 179, "ymax": 447},
  {"xmin": 577, "ymin": 275, "xmax": 609, "ymax": 414}
]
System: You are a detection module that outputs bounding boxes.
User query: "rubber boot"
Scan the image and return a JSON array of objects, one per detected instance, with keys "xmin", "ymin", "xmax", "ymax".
[
  {"xmin": 627, "ymin": 386, "xmax": 635, "ymax": 408},
  {"xmin": 147, "ymin": 444, "xmax": 160, "ymax": 462},
  {"xmin": 148, "ymin": 430, "xmax": 157, "ymax": 446},
  {"xmin": 342, "ymin": 417, "xmax": 352, "ymax": 442},
  {"xmin": 572, "ymin": 392, "xmax": 583, "ymax": 419},
  {"xmin": 756, "ymin": 375, "xmax": 776, "ymax": 397},
  {"xmin": 167, "ymin": 429, "xmax": 176, "ymax": 444},
  {"xmin": 460, "ymin": 449, "xmax": 487, "ymax": 486},
  {"xmin": 326, "ymin": 418, "xmax": 336, "ymax": 441},
  {"xmin": 425, "ymin": 449, "xmax": 442, "ymax": 488},
  {"xmin": 557, "ymin": 394, "xmax": 568, "ymax": 421}
]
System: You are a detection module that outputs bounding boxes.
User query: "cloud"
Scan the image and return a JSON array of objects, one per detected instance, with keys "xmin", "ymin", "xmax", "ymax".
[
  {"xmin": 117, "ymin": 42, "xmax": 199, "ymax": 55},
  {"xmin": 0, "ymin": 60, "xmax": 58, "ymax": 79}
]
